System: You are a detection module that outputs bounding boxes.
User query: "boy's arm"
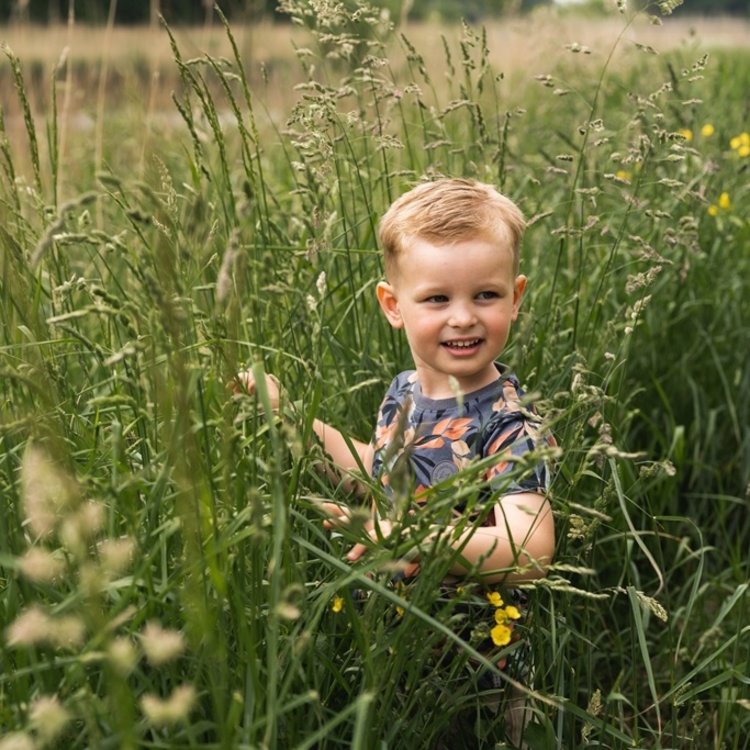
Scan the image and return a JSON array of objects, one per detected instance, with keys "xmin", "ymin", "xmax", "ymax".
[
  {"xmin": 439, "ymin": 491, "xmax": 554, "ymax": 583},
  {"xmin": 231, "ymin": 369, "xmax": 373, "ymax": 483},
  {"xmin": 312, "ymin": 419, "xmax": 373, "ymax": 476},
  {"xmin": 346, "ymin": 491, "xmax": 554, "ymax": 584}
]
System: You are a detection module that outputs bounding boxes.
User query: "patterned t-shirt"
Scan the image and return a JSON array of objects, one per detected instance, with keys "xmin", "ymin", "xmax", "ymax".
[
  {"xmin": 368, "ymin": 364, "xmax": 553, "ymax": 681},
  {"xmin": 370, "ymin": 364, "xmax": 553, "ymax": 514}
]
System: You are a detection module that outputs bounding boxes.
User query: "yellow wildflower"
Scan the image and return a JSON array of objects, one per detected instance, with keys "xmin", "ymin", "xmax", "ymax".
[
  {"xmin": 739, "ymin": 144, "xmax": 750, "ymax": 158},
  {"xmin": 677, "ymin": 128, "xmax": 693, "ymax": 142},
  {"xmin": 700, "ymin": 123, "xmax": 715, "ymax": 137},
  {"xmin": 331, "ymin": 596, "xmax": 344, "ymax": 614},
  {"xmin": 486, "ymin": 591, "xmax": 503, "ymax": 607},
  {"xmin": 718, "ymin": 192, "xmax": 731, "ymax": 210},
  {"xmin": 707, "ymin": 205, "xmax": 719, "ymax": 217},
  {"xmin": 504, "ymin": 605, "xmax": 522, "ymax": 620},
  {"xmin": 395, "ymin": 605, "xmax": 405, "ymax": 619},
  {"xmin": 490, "ymin": 623, "xmax": 512, "ymax": 647},
  {"xmin": 615, "ymin": 170, "xmax": 631, "ymax": 182},
  {"xmin": 495, "ymin": 605, "xmax": 522, "ymax": 624}
]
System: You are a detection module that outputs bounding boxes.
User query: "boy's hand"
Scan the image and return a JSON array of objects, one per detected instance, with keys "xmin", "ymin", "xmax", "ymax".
[
  {"xmin": 229, "ymin": 369, "xmax": 281, "ymax": 411},
  {"xmin": 345, "ymin": 518, "xmax": 393, "ymax": 562},
  {"xmin": 318, "ymin": 503, "xmax": 419, "ymax": 576},
  {"xmin": 316, "ymin": 501, "xmax": 353, "ymax": 530}
]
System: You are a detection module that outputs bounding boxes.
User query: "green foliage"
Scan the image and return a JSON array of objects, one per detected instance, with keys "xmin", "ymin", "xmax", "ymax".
[{"xmin": 0, "ymin": 1, "xmax": 748, "ymax": 748}]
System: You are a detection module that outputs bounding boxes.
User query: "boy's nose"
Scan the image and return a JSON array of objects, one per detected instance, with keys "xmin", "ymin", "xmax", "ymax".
[{"xmin": 448, "ymin": 303, "xmax": 477, "ymax": 328}]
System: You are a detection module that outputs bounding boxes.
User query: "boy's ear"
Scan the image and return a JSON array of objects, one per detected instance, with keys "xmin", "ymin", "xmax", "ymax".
[
  {"xmin": 376, "ymin": 281, "xmax": 404, "ymax": 329},
  {"xmin": 511, "ymin": 275, "xmax": 527, "ymax": 320}
]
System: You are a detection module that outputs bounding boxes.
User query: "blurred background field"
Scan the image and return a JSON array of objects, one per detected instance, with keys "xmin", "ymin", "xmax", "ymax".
[
  {"xmin": 1, "ymin": 3, "xmax": 749, "ymax": 183},
  {"xmin": 1, "ymin": 0, "xmax": 749, "ymax": 747}
]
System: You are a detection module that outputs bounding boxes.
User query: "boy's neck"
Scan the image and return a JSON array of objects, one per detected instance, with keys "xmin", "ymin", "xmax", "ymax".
[{"xmin": 414, "ymin": 363, "xmax": 504, "ymax": 401}]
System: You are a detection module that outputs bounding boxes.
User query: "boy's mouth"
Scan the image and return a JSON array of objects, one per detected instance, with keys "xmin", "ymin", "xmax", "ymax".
[{"xmin": 441, "ymin": 338, "xmax": 482, "ymax": 351}]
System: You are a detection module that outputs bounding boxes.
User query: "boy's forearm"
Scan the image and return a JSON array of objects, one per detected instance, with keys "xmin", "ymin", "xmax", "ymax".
[
  {"xmin": 435, "ymin": 493, "xmax": 555, "ymax": 584},
  {"xmin": 312, "ymin": 418, "xmax": 373, "ymax": 477}
]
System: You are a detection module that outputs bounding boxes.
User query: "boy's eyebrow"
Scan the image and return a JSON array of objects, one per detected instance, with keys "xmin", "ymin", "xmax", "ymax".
[{"xmin": 410, "ymin": 279, "xmax": 512, "ymax": 295}]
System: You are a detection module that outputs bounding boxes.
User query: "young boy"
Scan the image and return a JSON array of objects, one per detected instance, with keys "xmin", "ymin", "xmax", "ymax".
[{"xmin": 236, "ymin": 178, "xmax": 555, "ymax": 744}]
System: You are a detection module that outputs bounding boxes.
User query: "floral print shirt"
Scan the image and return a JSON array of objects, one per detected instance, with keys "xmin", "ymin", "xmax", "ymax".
[{"xmin": 370, "ymin": 364, "xmax": 553, "ymax": 515}]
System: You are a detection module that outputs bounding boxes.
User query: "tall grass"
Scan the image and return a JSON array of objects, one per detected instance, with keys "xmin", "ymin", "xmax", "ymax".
[{"xmin": 0, "ymin": 1, "xmax": 748, "ymax": 747}]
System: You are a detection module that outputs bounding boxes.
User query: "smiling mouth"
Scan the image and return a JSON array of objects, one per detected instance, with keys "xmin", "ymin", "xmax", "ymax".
[{"xmin": 442, "ymin": 338, "xmax": 482, "ymax": 349}]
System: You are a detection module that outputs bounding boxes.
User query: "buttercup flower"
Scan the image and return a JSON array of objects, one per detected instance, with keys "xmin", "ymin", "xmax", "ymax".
[
  {"xmin": 677, "ymin": 128, "xmax": 693, "ymax": 142},
  {"xmin": 718, "ymin": 192, "xmax": 731, "ymax": 210},
  {"xmin": 486, "ymin": 591, "xmax": 503, "ymax": 607},
  {"xmin": 494, "ymin": 604, "xmax": 521, "ymax": 624},
  {"xmin": 504, "ymin": 605, "xmax": 522, "ymax": 620},
  {"xmin": 331, "ymin": 595, "xmax": 344, "ymax": 613},
  {"xmin": 707, "ymin": 204, "xmax": 719, "ymax": 217},
  {"xmin": 730, "ymin": 132, "xmax": 750, "ymax": 157},
  {"xmin": 700, "ymin": 123, "xmax": 715, "ymax": 137},
  {"xmin": 730, "ymin": 132, "xmax": 749, "ymax": 149},
  {"xmin": 491, "ymin": 623, "xmax": 512, "ymax": 647}
]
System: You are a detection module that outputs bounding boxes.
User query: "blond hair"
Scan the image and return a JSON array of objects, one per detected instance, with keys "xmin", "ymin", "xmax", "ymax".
[{"xmin": 378, "ymin": 178, "xmax": 526, "ymax": 278}]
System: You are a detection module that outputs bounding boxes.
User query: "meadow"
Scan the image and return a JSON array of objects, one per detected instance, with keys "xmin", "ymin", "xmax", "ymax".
[{"xmin": 0, "ymin": 1, "xmax": 749, "ymax": 747}]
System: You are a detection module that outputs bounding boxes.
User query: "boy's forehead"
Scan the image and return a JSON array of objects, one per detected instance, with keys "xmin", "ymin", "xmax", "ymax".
[
  {"xmin": 403, "ymin": 231, "xmax": 513, "ymax": 260},
  {"xmin": 388, "ymin": 232, "xmax": 516, "ymax": 279}
]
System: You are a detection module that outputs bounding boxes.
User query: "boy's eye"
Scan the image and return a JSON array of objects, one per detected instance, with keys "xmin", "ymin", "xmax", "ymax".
[
  {"xmin": 424, "ymin": 294, "xmax": 448, "ymax": 303},
  {"xmin": 476, "ymin": 291, "xmax": 499, "ymax": 300}
]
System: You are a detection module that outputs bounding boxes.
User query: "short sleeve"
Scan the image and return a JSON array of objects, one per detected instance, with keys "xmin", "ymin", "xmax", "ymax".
[
  {"xmin": 481, "ymin": 379, "xmax": 554, "ymax": 495},
  {"xmin": 483, "ymin": 417, "xmax": 551, "ymax": 494},
  {"xmin": 370, "ymin": 372, "xmax": 416, "ymax": 482}
]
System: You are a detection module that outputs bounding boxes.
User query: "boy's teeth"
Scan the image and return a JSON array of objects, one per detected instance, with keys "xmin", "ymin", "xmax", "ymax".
[{"xmin": 446, "ymin": 339, "xmax": 479, "ymax": 348}]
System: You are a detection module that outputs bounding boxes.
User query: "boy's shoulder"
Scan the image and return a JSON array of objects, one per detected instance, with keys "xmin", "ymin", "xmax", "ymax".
[
  {"xmin": 380, "ymin": 365, "xmax": 531, "ymax": 419},
  {"xmin": 383, "ymin": 369, "xmax": 418, "ymax": 399}
]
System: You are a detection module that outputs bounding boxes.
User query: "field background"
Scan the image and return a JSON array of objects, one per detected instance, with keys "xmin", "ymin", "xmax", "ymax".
[{"xmin": 1, "ymin": 1, "xmax": 749, "ymax": 748}]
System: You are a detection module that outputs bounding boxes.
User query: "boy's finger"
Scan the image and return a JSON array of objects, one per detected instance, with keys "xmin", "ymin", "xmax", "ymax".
[
  {"xmin": 346, "ymin": 543, "xmax": 368, "ymax": 562},
  {"xmin": 228, "ymin": 371, "xmax": 254, "ymax": 394},
  {"xmin": 314, "ymin": 501, "xmax": 351, "ymax": 523}
]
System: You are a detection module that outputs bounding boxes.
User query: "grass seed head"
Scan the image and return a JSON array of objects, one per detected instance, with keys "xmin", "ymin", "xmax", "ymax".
[
  {"xmin": 140, "ymin": 621, "xmax": 186, "ymax": 666},
  {"xmin": 29, "ymin": 695, "xmax": 70, "ymax": 742},
  {"xmin": 141, "ymin": 684, "xmax": 196, "ymax": 726},
  {"xmin": 21, "ymin": 444, "xmax": 79, "ymax": 538},
  {"xmin": 0, "ymin": 733, "xmax": 35, "ymax": 750},
  {"xmin": 108, "ymin": 637, "xmax": 138, "ymax": 676},
  {"xmin": 17, "ymin": 548, "xmax": 65, "ymax": 584},
  {"xmin": 6, "ymin": 605, "xmax": 53, "ymax": 648}
]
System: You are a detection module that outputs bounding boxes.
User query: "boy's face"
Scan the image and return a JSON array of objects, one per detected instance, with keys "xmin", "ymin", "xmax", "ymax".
[{"xmin": 376, "ymin": 235, "xmax": 526, "ymax": 400}]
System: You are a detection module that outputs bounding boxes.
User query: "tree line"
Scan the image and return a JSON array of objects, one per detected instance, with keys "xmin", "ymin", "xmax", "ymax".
[{"xmin": 0, "ymin": 0, "xmax": 746, "ymax": 26}]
